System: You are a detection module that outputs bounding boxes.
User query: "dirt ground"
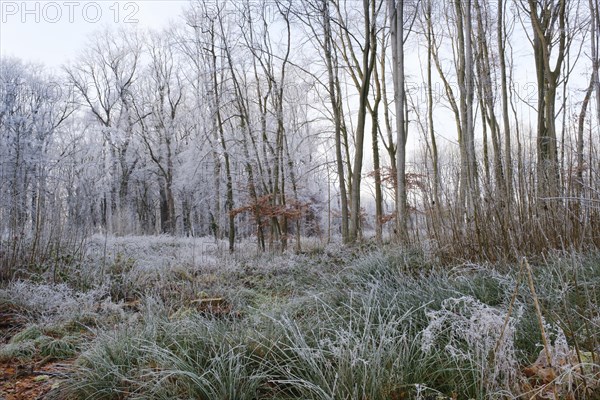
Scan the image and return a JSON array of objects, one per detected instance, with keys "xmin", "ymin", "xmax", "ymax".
[{"xmin": 0, "ymin": 361, "xmax": 72, "ymax": 400}]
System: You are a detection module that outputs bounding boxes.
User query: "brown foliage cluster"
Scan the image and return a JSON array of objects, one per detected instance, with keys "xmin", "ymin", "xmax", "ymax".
[
  {"xmin": 369, "ymin": 167, "xmax": 427, "ymax": 193},
  {"xmin": 231, "ymin": 194, "xmax": 309, "ymax": 225}
]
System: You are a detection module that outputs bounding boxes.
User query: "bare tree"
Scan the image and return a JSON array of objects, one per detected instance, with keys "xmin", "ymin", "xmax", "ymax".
[
  {"xmin": 339, "ymin": 0, "xmax": 379, "ymax": 242},
  {"xmin": 449, "ymin": 0, "xmax": 480, "ymax": 243},
  {"xmin": 523, "ymin": 0, "xmax": 569, "ymax": 198},
  {"xmin": 0, "ymin": 59, "xmax": 72, "ymax": 272},
  {"xmin": 133, "ymin": 30, "xmax": 187, "ymax": 235},
  {"xmin": 65, "ymin": 29, "xmax": 142, "ymax": 234},
  {"xmin": 322, "ymin": 0, "xmax": 351, "ymax": 243}
]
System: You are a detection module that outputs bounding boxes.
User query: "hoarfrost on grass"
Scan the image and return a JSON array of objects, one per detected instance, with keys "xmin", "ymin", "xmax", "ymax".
[
  {"xmin": 0, "ymin": 280, "xmax": 115, "ymax": 323},
  {"xmin": 85, "ymin": 234, "xmax": 225, "ymax": 271},
  {"xmin": 421, "ymin": 295, "xmax": 521, "ymax": 395}
]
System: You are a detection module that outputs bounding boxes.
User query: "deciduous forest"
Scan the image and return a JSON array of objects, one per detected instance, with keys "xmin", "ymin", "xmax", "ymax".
[{"xmin": 1, "ymin": 0, "xmax": 600, "ymax": 398}]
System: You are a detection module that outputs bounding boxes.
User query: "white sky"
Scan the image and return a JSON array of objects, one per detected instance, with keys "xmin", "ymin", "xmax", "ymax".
[{"xmin": 1, "ymin": 0, "xmax": 188, "ymax": 69}]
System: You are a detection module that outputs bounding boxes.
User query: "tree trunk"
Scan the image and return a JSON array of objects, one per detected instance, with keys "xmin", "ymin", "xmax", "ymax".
[
  {"xmin": 425, "ymin": 0, "xmax": 440, "ymax": 208},
  {"xmin": 527, "ymin": 0, "xmax": 567, "ymax": 199},
  {"xmin": 498, "ymin": 0, "xmax": 513, "ymax": 227},
  {"xmin": 322, "ymin": 0, "xmax": 350, "ymax": 243},
  {"xmin": 349, "ymin": 0, "xmax": 377, "ymax": 243},
  {"xmin": 455, "ymin": 0, "xmax": 478, "ymax": 232},
  {"xmin": 389, "ymin": 0, "xmax": 409, "ymax": 243},
  {"xmin": 371, "ymin": 65, "xmax": 384, "ymax": 244}
]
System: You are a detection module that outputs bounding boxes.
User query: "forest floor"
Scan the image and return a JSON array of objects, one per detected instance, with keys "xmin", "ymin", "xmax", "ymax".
[
  {"xmin": 1, "ymin": 236, "xmax": 599, "ymax": 399},
  {"xmin": 0, "ymin": 361, "xmax": 72, "ymax": 400}
]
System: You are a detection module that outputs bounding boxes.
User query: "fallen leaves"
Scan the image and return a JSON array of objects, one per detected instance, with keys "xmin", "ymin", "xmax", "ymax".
[
  {"xmin": 522, "ymin": 348, "xmax": 599, "ymax": 399},
  {"xmin": 0, "ymin": 361, "xmax": 73, "ymax": 400}
]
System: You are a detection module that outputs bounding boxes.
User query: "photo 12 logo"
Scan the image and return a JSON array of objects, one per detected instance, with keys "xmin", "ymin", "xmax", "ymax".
[{"xmin": 1, "ymin": 1, "xmax": 140, "ymax": 24}]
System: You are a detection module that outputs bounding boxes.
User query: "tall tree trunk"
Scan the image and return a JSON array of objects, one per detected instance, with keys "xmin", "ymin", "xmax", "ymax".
[
  {"xmin": 372, "ymin": 64, "xmax": 383, "ymax": 243},
  {"xmin": 595, "ymin": 0, "xmax": 600, "ymax": 126},
  {"xmin": 425, "ymin": 0, "xmax": 440, "ymax": 209},
  {"xmin": 349, "ymin": 0, "xmax": 377, "ymax": 242},
  {"xmin": 323, "ymin": 0, "xmax": 349, "ymax": 243},
  {"xmin": 498, "ymin": 0, "xmax": 513, "ymax": 226},
  {"xmin": 474, "ymin": 0, "xmax": 505, "ymax": 197},
  {"xmin": 208, "ymin": 24, "xmax": 235, "ymax": 251},
  {"xmin": 455, "ymin": 0, "xmax": 478, "ymax": 232},
  {"xmin": 527, "ymin": 0, "xmax": 567, "ymax": 199},
  {"xmin": 389, "ymin": 0, "xmax": 409, "ymax": 242},
  {"xmin": 574, "ymin": 0, "xmax": 599, "ymax": 244}
]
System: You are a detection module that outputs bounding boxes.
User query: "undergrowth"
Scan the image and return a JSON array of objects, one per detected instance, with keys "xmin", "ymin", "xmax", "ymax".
[{"xmin": 1, "ymin": 237, "xmax": 599, "ymax": 399}]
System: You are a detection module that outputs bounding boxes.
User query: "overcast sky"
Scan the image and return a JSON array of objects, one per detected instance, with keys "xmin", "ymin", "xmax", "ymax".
[{"xmin": 1, "ymin": 0, "xmax": 187, "ymax": 69}]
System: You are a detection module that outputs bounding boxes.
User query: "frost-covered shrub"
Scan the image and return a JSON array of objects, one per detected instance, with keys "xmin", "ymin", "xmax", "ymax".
[
  {"xmin": 421, "ymin": 296, "xmax": 521, "ymax": 397},
  {"xmin": 85, "ymin": 234, "xmax": 225, "ymax": 271},
  {"xmin": 80, "ymin": 235, "xmax": 247, "ymax": 306},
  {"xmin": 0, "ymin": 281, "xmax": 112, "ymax": 323}
]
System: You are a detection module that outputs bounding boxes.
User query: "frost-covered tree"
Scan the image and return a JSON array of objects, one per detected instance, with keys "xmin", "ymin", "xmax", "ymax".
[
  {"xmin": 65, "ymin": 28, "xmax": 142, "ymax": 234},
  {"xmin": 0, "ymin": 58, "xmax": 72, "ymax": 270}
]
